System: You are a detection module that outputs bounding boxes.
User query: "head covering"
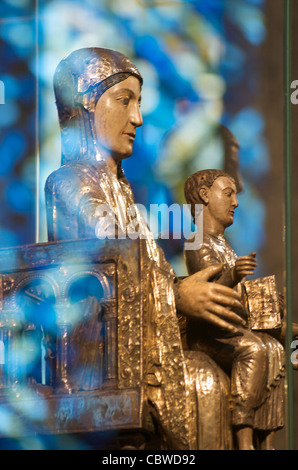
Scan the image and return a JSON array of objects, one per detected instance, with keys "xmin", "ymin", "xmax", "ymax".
[{"xmin": 54, "ymin": 48, "xmax": 143, "ymax": 165}]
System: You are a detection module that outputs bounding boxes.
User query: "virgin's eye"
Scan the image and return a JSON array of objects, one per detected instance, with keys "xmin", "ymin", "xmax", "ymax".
[{"xmin": 116, "ymin": 96, "xmax": 130, "ymax": 106}]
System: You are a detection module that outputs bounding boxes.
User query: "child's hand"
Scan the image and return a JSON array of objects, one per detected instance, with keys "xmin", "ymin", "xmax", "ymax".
[{"xmin": 232, "ymin": 252, "xmax": 257, "ymax": 284}]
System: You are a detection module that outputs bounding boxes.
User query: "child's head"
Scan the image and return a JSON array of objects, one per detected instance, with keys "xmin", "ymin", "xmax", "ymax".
[{"xmin": 184, "ymin": 169, "xmax": 236, "ymax": 219}]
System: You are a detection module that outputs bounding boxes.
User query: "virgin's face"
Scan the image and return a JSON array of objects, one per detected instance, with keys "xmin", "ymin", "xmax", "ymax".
[{"xmin": 94, "ymin": 75, "xmax": 143, "ymax": 161}]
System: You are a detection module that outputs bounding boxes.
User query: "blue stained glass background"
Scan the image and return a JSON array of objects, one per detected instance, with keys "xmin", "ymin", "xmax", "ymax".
[{"xmin": 0, "ymin": 0, "xmax": 269, "ymax": 278}]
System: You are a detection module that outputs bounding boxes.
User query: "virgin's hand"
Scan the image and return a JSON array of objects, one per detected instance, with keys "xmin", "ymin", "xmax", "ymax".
[{"xmin": 176, "ymin": 264, "xmax": 246, "ymax": 334}]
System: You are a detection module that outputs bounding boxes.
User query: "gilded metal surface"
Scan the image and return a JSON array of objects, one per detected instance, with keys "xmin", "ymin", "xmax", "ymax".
[
  {"xmin": 47, "ymin": 152, "xmax": 192, "ymax": 447},
  {"xmin": 184, "ymin": 350, "xmax": 233, "ymax": 450},
  {"xmin": 0, "ymin": 49, "xmax": 248, "ymax": 449},
  {"xmin": 0, "ymin": 243, "xmax": 116, "ymax": 391},
  {"xmin": 117, "ymin": 252, "xmax": 142, "ymax": 389},
  {"xmin": 243, "ymin": 275, "xmax": 282, "ymax": 330},
  {"xmin": 185, "ymin": 232, "xmax": 238, "ymax": 286},
  {"xmin": 56, "ymin": 47, "xmax": 142, "ymax": 98},
  {"xmin": 3, "ymin": 389, "xmax": 142, "ymax": 435},
  {"xmin": 184, "ymin": 168, "xmax": 285, "ymax": 448},
  {"xmin": 43, "ymin": 50, "xmax": 242, "ymax": 449},
  {"xmin": 53, "ymin": 48, "xmax": 142, "ymax": 165},
  {"xmin": 0, "ymin": 239, "xmax": 148, "ymax": 434},
  {"xmin": 46, "ymin": 41, "xmax": 195, "ymax": 444},
  {"xmin": 185, "ymin": 232, "xmax": 285, "ymax": 431}
]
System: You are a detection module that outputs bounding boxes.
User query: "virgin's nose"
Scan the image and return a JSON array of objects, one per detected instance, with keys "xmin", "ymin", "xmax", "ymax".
[{"xmin": 131, "ymin": 104, "xmax": 143, "ymax": 128}]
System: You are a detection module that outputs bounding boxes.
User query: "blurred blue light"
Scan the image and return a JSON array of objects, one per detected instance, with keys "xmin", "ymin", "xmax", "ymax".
[
  {"xmin": 193, "ymin": 0, "xmax": 225, "ymax": 32},
  {"xmin": 247, "ymin": 0, "xmax": 264, "ymax": 4},
  {"xmin": 0, "ymin": 75, "xmax": 20, "ymax": 100},
  {"xmin": 220, "ymin": 42, "xmax": 246, "ymax": 83},
  {"xmin": 229, "ymin": 107, "xmax": 265, "ymax": 145},
  {"xmin": 6, "ymin": 180, "xmax": 33, "ymax": 213},
  {"xmin": 3, "ymin": 0, "xmax": 33, "ymax": 9},
  {"xmin": 0, "ymin": 407, "xmax": 18, "ymax": 436},
  {"xmin": 225, "ymin": 2, "xmax": 266, "ymax": 45},
  {"xmin": 243, "ymin": 17, "xmax": 266, "ymax": 45},
  {"xmin": 0, "ymin": 226, "xmax": 21, "ymax": 248},
  {"xmin": 228, "ymin": 188, "xmax": 266, "ymax": 255},
  {"xmin": 18, "ymin": 75, "xmax": 35, "ymax": 105},
  {"xmin": 1, "ymin": 22, "xmax": 35, "ymax": 50},
  {"xmin": 0, "ymin": 102, "xmax": 19, "ymax": 127},
  {"xmin": 240, "ymin": 139, "xmax": 270, "ymax": 178},
  {"xmin": 135, "ymin": 35, "xmax": 198, "ymax": 102},
  {"xmin": 0, "ymin": 132, "xmax": 26, "ymax": 175}
]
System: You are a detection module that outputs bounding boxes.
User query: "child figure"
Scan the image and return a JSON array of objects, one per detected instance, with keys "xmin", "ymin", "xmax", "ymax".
[{"xmin": 184, "ymin": 168, "xmax": 285, "ymax": 450}]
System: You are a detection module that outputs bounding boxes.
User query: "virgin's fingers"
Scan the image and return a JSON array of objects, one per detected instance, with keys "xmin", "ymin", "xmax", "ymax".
[
  {"xmin": 212, "ymin": 283, "xmax": 242, "ymax": 299},
  {"xmin": 207, "ymin": 303, "xmax": 246, "ymax": 326},
  {"xmin": 191, "ymin": 264, "xmax": 223, "ymax": 282},
  {"xmin": 209, "ymin": 291, "xmax": 243, "ymax": 311},
  {"xmin": 200, "ymin": 311, "xmax": 241, "ymax": 334}
]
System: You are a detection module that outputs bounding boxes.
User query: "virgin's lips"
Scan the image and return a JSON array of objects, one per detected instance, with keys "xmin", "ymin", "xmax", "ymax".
[{"xmin": 124, "ymin": 132, "xmax": 135, "ymax": 139}]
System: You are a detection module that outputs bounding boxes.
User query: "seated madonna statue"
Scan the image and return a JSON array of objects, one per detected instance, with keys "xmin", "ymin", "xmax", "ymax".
[{"xmin": 44, "ymin": 48, "xmax": 246, "ymax": 449}]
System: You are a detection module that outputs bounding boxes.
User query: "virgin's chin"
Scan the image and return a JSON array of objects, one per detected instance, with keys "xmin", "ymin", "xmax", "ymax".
[
  {"xmin": 122, "ymin": 152, "xmax": 133, "ymax": 160},
  {"xmin": 112, "ymin": 149, "xmax": 133, "ymax": 161},
  {"xmin": 225, "ymin": 218, "xmax": 233, "ymax": 227}
]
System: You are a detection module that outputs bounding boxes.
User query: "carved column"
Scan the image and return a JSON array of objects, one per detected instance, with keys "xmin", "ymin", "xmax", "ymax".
[
  {"xmin": 55, "ymin": 300, "xmax": 72, "ymax": 394},
  {"xmin": 5, "ymin": 310, "xmax": 23, "ymax": 391},
  {"xmin": 102, "ymin": 300, "xmax": 117, "ymax": 386},
  {"xmin": 0, "ymin": 312, "xmax": 8, "ymax": 390}
]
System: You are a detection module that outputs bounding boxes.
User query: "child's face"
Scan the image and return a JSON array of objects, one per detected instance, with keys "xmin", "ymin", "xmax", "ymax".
[{"xmin": 206, "ymin": 176, "xmax": 238, "ymax": 229}]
